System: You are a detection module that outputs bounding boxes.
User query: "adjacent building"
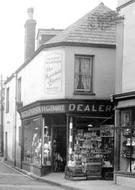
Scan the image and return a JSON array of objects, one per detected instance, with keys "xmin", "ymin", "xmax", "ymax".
[
  {"xmin": 4, "ymin": 3, "xmax": 117, "ymax": 178},
  {"xmin": 114, "ymin": 0, "xmax": 135, "ymax": 187}
]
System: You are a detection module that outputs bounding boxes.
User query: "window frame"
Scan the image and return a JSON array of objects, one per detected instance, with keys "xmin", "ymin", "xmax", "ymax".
[{"xmin": 74, "ymin": 54, "xmax": 94, "ymax": 95}]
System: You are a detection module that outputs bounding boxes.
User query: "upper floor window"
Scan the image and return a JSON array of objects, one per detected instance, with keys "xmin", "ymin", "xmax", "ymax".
[
  {"xmin": 74, "ymin": 55, "xmax": 93, "ymax": 94},
  {"xmin": 6, "ymin": 87, "xmax": 9, "ymax": 113},
  {"xmin": 17, "ymin": 77, "xmax": 22, "ymax": 102}
]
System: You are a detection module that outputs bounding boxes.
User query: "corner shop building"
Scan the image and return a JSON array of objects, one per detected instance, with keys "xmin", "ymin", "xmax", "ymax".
[
  {"xmin": 4, "ymin": 3, "xmax": 116, "ymax": 179},
  {"xmin": 19, "ymin": 99, "xmax": 114, "ymax": 176}
]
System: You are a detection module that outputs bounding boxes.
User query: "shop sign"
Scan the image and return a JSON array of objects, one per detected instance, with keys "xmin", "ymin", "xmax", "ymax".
[
  {"xmin": 21, "ymin": 106, "xmax": 41, "ymax": 119},
  {"xmin": 21, "ymin": 104, "xmax": 65, "ymax": 119},
  {"xmin": 68, "ymin": 103, "xmax": 113, "ymax": 113},
  {"xmin": 41, "ymin": 105, "xmax": 65, "ymax": 113}
]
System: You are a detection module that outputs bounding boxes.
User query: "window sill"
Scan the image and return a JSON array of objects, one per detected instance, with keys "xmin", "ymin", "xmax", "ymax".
[{"xmin": 74, "ymin": 91, "xmax": 96, "ymax": 96}]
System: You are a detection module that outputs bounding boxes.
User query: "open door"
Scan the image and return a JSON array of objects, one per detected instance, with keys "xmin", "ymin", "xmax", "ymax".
[{"xmin": 52, "ymin": 125, "xmax": 66, "ymax": 172}]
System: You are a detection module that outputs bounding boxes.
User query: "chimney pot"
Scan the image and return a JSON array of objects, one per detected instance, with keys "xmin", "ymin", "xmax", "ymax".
[{"xmin": 27, "ymin": 7, "xmax": 34, "ymax": 20}]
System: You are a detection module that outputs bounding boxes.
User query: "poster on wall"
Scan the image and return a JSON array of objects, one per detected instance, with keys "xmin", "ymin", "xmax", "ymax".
[
  {"xmin": 45, "ymin": 50, "xmax": 64, "ymax": 94},
  {"xmin": 100, "ymin": 125, "xmax": 114, "ymax": 137}
]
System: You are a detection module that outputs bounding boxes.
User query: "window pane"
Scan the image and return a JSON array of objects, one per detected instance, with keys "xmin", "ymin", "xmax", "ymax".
[
  {"xmin": 119, "ymin": 110, "xmax": 135, "ymax": 173},
  {"xmin": 23, "ymin": 117, "xmax": 41, "ymax": 166},
  {"xmin": 23, "ymin": 120, "xmax": 32, "ymax": 163},
  {"xmin": 31, "ymin": 118, "xmax": 41, "ymax": 166},
  {"xmin": 74, "ymin": 55, "xmax": 93, "ymax": 92},
  {"xmin": 43, "ymin": 125, "xmax": 52, "ymax": 166}
]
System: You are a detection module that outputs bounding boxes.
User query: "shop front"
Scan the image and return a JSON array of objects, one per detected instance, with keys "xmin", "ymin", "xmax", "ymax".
[
  {"xmin": 19, "ymin": 99, "xmax": 114, "ymax": 178},
  {"xmin": 113, "ymin": 92, "xmax": 135, "ymax": 184}
]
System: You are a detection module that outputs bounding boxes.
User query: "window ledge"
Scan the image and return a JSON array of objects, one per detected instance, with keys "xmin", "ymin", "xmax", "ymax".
[{"xmin": 74, "ymin": 91, "xmax": 96, "ymax": 96}]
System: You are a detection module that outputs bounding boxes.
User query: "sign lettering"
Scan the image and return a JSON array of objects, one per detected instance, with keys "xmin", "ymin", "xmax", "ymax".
[{"xmin": 68, "ymin": 103, "xmax": 113, "ymax": 113}]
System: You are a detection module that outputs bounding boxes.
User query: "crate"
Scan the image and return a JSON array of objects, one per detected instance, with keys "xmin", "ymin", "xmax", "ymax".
[{"xmin": 65, "ymin": 163, "xmax": 102, "ymax": 180}]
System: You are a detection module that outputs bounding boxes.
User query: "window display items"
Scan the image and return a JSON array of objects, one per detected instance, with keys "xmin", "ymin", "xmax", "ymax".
[
  {"xmin": 65, "ymin": 121, "xmax": 114, "ymax": 180},
  {"xmin": 65, "ymin": 122, "xmax": 103, "ymax": 179},
  {"xmin": 43, "ymin": 126, "xmax": 51, "ymax": 166},
  {"xmin": 67, "ymin": 117, "xmax": 74, "ymax": 167}
]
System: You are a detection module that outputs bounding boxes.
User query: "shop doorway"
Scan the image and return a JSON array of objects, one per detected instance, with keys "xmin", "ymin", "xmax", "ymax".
[{"xmin": 52, "ymin": 125, "xmax": 66, "ymax": 172}]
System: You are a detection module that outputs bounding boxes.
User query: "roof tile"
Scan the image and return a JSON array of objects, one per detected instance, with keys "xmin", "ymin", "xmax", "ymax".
[{"xmin": 45, "ymin": 3, "xmax": 117, "ymax": 46}]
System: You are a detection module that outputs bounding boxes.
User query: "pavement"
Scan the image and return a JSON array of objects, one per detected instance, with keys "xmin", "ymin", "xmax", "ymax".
[{"xmin": 0, "ymin": 158, "xmax": 135, "ymax": 190}]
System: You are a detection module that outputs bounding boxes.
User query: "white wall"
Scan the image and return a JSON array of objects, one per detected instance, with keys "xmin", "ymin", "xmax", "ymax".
[
  {"xmin": 4, "ymin": 77, "xmax": 16, "ymax": 163},
  {"xmin": 18, "ymin": 48, "xmax": 65, "ymax": 105},
  {"xmin": 118, "ymin": 3, "xmax": 135, "ymax": 93},
  {"xmin": 65, "ymin": 46, "xmax": 115, "ymax": 99},
  {"xmin": 17, "ymin": 45, "xmax": 115, "ymax": 105}
]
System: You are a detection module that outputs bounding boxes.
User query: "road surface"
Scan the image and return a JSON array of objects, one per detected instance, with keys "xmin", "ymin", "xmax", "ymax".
[{"xmin": 0, "ymin": 161, "xmax": 64, "ymax": 190}]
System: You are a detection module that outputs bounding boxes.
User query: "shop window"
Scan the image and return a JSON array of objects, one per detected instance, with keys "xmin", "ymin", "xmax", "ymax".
[
  {"xmin": 74, "ymin": 55, "xmax": 93, "ymax": 94},
  {"xmin": 119, "ymin": 110, "xmax": 135, "ymax": 173},
  {"xmin": 23, "ymin": 117, "xmax": 41, "ymax": 166},
  {"xmin": 66, "ymin": 117, "xmax": 114, "ymax": 179},
  {"xmin": 43, "ymin": 125, "xmax": 52, "ymax": 166}
]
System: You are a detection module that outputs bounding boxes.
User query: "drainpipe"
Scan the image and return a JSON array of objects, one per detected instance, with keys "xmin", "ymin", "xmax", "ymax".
[
  {"xmin": 0, "ymin": 74, "xmax": 4, "ymax": 156},
  {"xmin": 14, "ymin": 73, "xmax": 17, "ymax": 166}
]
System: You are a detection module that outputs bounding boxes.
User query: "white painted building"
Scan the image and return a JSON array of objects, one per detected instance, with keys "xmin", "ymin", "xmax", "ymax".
[
  {"xmin": 4, "ymin": 3, "xmax": 116, "ymax": 177},
  {"xmin": 114, "ymin": 0, "xmax": 135, "ymax": 187}
]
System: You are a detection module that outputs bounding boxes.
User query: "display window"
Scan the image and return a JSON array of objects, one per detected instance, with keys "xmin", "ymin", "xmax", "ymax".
[
  {"xmin": 66, "ymin": 117, "xmax": 114, "ymax": 179},
  {"xmin": 43, "ymin": 124, "xmax": 52, "ymax": 166},
  {"xmin": 118, "ymin": 110, "xmax": 135, "ymax": 173},
  {"xmin": 42, "ymin": 115, "xmax": 66, "ymax": 171},
  {"xmin": 23, "ymin": 117, "xmax": 42, "ymax": 166}
]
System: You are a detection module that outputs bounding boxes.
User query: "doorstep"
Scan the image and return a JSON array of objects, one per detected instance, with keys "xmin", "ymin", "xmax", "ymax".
[{"xmin": 114, "ymin": 172, "xmax": 135, "ymax": 189}]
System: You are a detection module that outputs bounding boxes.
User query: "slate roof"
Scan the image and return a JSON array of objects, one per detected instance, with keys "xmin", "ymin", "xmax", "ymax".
[
  {"xmin": 45, "ymin": 3, "xmax": 117, "ymax": 46},
  {"xmin": 37, "ymin": 28, "xmax": 63, "ymax": 48},
  {"xmin": 37, "ymin": 28, "xmax": 63, "ymax": 38}
]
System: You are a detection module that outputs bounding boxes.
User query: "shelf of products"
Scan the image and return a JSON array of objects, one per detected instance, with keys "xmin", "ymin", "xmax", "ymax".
[
  {"xmin": 121, "ymin": 129, "xmax": 135, "ymax": 159},
  {"xmin": 100, "ymin": 125, "xmax": 114, "ymax": 168},
  {"xmin": 66, "ymin": 128, "xmax": 102, "ymax": 179},
  {"xmin": 65, "ymin": 125, "xmax": 114, "ymax": 180}
]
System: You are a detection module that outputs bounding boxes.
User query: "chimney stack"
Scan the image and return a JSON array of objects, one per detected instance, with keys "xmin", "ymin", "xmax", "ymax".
[{"xmin": 24, "ymin": 7, "xmax": 36, "ymax": 61}]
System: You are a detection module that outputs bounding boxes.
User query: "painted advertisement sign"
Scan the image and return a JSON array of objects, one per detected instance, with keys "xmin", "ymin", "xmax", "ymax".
[
  {"xmin": 45, "ymin": 50, "xmax": 64, "ymax": 93},
  {"xmin": 21, "ymin": 104, "xmax": 65, "ymax": 119}
]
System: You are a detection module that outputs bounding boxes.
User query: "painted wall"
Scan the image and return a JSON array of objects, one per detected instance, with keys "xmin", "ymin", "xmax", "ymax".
[
  {"xmin": 18, "ymin": 48, "xmax": 65, "ymax": 105},
  {"xmin": 115, "ymin": 19, "xmax": 124, "ymax": 94},
  {"xmin": 4, "ymin": 77, "xmax": 16, "ymax": 164},
  {"xmin": 117, "ymin": 2, "xmax": 135, "ymax": 93},
  {"xmin": 65, "ymin": 46, "xmax": 115, "ymax": 99},
  {"xmin": 16, "ymin": 46, "xmax": 115, "ymax": 105}
]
